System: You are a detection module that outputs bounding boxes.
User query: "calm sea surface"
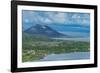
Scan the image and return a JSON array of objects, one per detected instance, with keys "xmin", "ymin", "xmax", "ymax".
[
  {"xmin": 40, "ymin": 52, "xmax": 90, "ymax": 61},
  {"xmin": 52, "ymin": 38, "xmax": 90, "ymax": 42}
]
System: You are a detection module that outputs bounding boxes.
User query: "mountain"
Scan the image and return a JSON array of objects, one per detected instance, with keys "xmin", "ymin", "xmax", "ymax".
[{"xmin": 24, "ymin": 24, "xmax": 69, "ymax": 38}]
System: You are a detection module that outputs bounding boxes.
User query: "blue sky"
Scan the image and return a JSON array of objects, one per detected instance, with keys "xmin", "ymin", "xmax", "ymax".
[
  {"xmin": 22, "ymin": 10, "xmax": 90, "ymax": 37},
  {"xmin": 22, "ymin": 10, "xmax": 90, "ymax": 26}
]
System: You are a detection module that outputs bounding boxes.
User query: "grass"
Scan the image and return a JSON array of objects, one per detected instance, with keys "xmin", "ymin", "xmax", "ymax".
[{"xmin": 22, "ymin": 33, "xmax": 90, "ymax": 62}]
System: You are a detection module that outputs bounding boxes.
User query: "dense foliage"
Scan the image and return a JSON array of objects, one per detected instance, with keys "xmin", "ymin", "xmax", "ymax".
[{"xmin": 22, "ymin": 33, "xmax": 90, "ymax": 62}]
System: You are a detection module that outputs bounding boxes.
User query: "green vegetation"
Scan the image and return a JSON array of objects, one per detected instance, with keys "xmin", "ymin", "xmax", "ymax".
[{"xmin": 22, "ymin": 33, "xmax": 90, "ymax": 62}]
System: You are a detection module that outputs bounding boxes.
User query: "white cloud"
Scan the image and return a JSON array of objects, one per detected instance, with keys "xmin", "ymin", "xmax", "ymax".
[
  {"xmin": 44, "ymin": 12, "xmax": 68, "ymax": 24},
  {"xmin": 24, "ymin": 19, "xmax": 29, "ymax": 23},
  {"xmin": 23, "ymin": 10, "xmax": 90, "ymax": 25},
  {"xmin": 44, "ymin": 18, "xmax": 52, "ymax": 23},
  {"xmin": 53, "ymin": 13, "xmax": 67, "ymax": 24},
  {"xmin": 72, "ymin": 14, "xmax": 78, "ymax": 19}
]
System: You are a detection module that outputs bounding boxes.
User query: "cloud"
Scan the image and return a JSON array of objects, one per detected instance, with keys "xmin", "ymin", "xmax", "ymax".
[
  {"xmin": 52, "ymin": 13, "xmax": 67, "ymax": 24},
  {"xmin": 23, "ymin": 10, "xmax": 90, "ymax": 25},
  {"xmin": 44, "ymin": 18, "xmax": 52, "ymax": 23}
]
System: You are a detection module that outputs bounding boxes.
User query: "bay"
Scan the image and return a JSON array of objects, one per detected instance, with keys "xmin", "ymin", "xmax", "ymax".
[{"xmin": 40, "ymin": 52, "xmax": 90, "ymax": 61}]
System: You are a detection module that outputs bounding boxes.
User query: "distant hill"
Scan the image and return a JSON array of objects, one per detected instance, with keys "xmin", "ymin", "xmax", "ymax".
[{"xmin": 24, "ymin": 24, "xmax": 69, "ymax": 38}]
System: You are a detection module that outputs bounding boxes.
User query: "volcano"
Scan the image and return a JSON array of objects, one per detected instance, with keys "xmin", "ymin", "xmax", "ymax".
[{"xmin": 24, "ymin": 24, "xmax": 68, "ymax": 38}]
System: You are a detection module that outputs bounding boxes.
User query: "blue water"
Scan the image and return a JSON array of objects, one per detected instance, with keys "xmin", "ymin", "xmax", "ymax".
[
  {"xmin": 40, "ymin": 52, "xmax": 90, "ymax": 61},
  {"xmin": 52, "ymin": 37, "xmax": 90, "ymax": 42}
]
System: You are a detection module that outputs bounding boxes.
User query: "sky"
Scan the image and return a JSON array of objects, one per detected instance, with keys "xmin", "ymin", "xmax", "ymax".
[
  {"xmin": 22, "ymin": 10, "xmax": 90, "ymax": 26},
  {"xmin": 22, "ymin": 10, "xmax": 90, "ymax": 37}
]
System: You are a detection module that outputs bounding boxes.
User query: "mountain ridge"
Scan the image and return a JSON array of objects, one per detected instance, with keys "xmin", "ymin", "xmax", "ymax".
[{"xmin": 24, "ymin": 24, "xmax": 69, "ymax": 38}]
